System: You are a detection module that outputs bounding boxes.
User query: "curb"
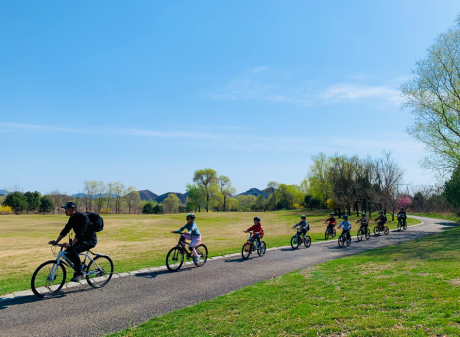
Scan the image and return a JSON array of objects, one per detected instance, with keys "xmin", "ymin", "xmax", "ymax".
[{"xmin": 0, "ymin": 216, "xmax": 440, "ymax": 303}]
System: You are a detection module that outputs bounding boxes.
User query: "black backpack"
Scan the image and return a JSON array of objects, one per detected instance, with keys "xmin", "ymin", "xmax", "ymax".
[{"xmin": 85, "ymin": 212, "xmax": 104, "ymax": 232}]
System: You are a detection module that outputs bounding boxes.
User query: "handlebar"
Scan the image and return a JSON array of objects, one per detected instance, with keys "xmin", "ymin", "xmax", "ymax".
[{"xmin": 171, "ymin": 231, "xmax": 186, "ymax": 235}]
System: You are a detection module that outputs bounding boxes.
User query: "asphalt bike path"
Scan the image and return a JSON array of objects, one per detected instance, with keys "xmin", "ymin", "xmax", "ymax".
[{"xmin": 0, "ymin": 216, "xmax": 457, "ymax": 337}]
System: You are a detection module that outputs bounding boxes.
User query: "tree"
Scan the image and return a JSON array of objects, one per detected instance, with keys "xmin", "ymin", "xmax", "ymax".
[
  {"xmin": 24, "ymin": 191, "xmax": 41, "ymax": 212},
  {"xmin": 95, "ymin": 181, "xmax": 106, "ymax": 212},
  {"xmin": 255, "ymin": 194, "xmax": 266, "ymax": 210},
  {"xmin": 112, "ymin": 182, "xmax": 126, "ymax": 214},
  {"xmin": 444, "ymin": 164, "xmax": 460, "ymax": 212},
  {"xmin": 193, "ymin": 168, "xmax": 218, "ymax": 212},
  {"xmin": 124, "ymin": 190, "xmax": 140, "ymax": 214},
  {"xmin": 186, "ymin": 183, "xmax": 206, "ymax": 212},
  {"xmin": 2, "ymin": 191, "xmax": 28, "ymax": 214},
  {"xmin": 39, "ymin": 195, "xmax": 55, "ymax": 214},
  {"xmin": 163, "ymin": 193, "xmax": 181, "ymax": 214},
  {"xmin": 83, "ymin": 180, "xmax": 98, "ymax": 211},
  {"xmin": 142, "ymin": 200, "xmax": 157, "ymax": 214},
  {"xmin": 307, "ymin": 153, "xmax": 331, "ymax": 206},
  {"xmin": 106, "ymin": 182, "xmax": 115, "ymax": 210},
  {"xmin": 401, "ymin": 15, "xmax": 460, "ymax": 173},
  {"xmin": 217, "ymin": 175, "xmax": 236, "ymax": 212}
]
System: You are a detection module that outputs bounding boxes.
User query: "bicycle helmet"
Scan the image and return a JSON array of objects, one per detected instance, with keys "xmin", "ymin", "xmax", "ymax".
[
  {"xmin": 361, "ymin": 213, "xmax": 366, "ymax": 216},
  {"xmin": 400, "ymin": 207, "xmax": 404, "ymax": 210},
  {"xmin": 254, "ymin": 216, "xmax": 261, "ymax": 221},
  {"xmin": 343, "ymin": 214, "xmax": 348, "ymax": 219},
  {"xmin": 329, "ymin": 212, "xmax": 334, "ymax": 215},
  {"xmin": 300, "ymin": 215, "xmax": 306, "ymax": 219},
  {"xmin": 186, "ymin": 213, "xmax": 196, "ymax": 219},
  {"xmin": 379, "ymin": 210, "xmax": 384, "ymax": 214}
]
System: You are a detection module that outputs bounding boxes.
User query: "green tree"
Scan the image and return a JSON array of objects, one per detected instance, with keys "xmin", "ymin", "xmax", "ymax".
[
  {"xmin": 444, "ymin": 164, "xmax": 460, "ymax": 212},
  {"xmin": 401, "ymin": 15, "xmax": 460, "ymax": 173},
  {"xmin": 2, "ymin": 191, "xmax": 28, "ymax": 214},
  {"xmin": 186, "ymin": 183, "xmax": 206, "ymax": 212},
  {"xmin": 255, "ymin": 194, "xmax": 266, "ymax": 210},
  {"xmin": 163, "ymin": 193, "xmax": 181, "ymax": 214},
  {"xmin": 217, "ymin": 175, "xmax": 236, "ymax": 212},
  {"xmin": 307, "ymin": 152, "xmax": 332, "ymax": 205},
  {"xmin": 124, "ymin": 189, "xmax": 140, "ymax": 214},
  {"xmin": 142, "ymin": 200, "xmax": 157, "ymax": 214},
  {"xmin": 193, "ymin": 168, "xmax": 218, "ymax": 212},
  {"xmin": 24, "ymin": 191, "xmax": 41, "ymax": 212},
  {"xmin": 39, "ymin": 195, "xmax": 55, "ymax": 214}
]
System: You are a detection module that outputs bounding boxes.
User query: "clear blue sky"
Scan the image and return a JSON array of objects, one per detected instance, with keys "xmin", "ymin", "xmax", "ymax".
[{"xmin": 1, "ymin": 1, "xmax": 459, "ymax": 195}]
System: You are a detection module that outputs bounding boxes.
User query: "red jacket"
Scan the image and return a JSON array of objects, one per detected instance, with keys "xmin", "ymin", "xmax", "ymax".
[{"xmin": 247, "ymin": 223, "xmax": 264, "ymax": 237}]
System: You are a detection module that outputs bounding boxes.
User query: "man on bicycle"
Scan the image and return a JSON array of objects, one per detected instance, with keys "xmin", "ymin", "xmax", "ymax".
[
  {"xmin": 375, "ymin": 211, "xmax": 387, "ymax": 230},
  {"xmin": 324, "ymin": 212, "xmax": 336, "ymax": 234},
  {"xmin": 338, "ymin": 214, "xmax": 351, "ymax": 241},
  {"xmin": 173, "ymin": 213, "xmax": 201, "ymax": 263},
  {"xmin": 292, "ymin": 215, "xmax": 310, "ymax": 237},
  {"xmin": 356, "ymin": 213, "xmax": 369, "ymax": 231},
  {"xmin": 397, "ymin": 207, "xmax": 407, "ymax": 226},
  {"xmin": 245, "ymin": 217, "xmax": 264, "ymax": 249},
  {"xmin": 48, "ymin": 202, "xmax": 97, "ymax": 282}
]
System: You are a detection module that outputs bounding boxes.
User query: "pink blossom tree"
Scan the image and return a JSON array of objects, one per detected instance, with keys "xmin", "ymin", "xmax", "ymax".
[{"xmin": 398, "ymin": 195, "xmax": 412, "ymax": 209}]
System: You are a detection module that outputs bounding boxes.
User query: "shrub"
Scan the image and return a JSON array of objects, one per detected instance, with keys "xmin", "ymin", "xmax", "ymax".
[
  {"xmin": 100, "ymin": 208, "xmax": 112, "ymax": 214},
  {"xmin": 0, "ymin": 206, "xmax": 13, "ymax": 215}
]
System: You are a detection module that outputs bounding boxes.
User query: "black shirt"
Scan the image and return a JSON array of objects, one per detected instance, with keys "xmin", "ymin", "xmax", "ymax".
[{"xmin": 60, "ymin": 212, "xmax": 97, "ymax": 243}]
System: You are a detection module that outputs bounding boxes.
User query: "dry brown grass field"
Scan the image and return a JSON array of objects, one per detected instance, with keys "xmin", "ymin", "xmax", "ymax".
[{"xmin": 0, "ymin": 210, "xmax": 420, "ymax": 295}]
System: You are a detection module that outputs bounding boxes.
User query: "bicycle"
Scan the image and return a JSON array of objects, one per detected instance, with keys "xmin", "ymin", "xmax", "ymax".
[
  {"xmin": 166, "ymin": 232, "xmax": 208, "ymax": 272},
  {"xmin": 338, "ymin": 230, "xmax": 351, "ymax": 248},
  {"xmin": 356, "ymin": 226, "xmax": 371, "ymax": 241},
  {"xmin": 241, "ymin": 231, "xmax": 266, "ymax": 260},
  {"xmin": 373, "ymin": 222, "xmax": 390, "ymax": 236},
  {"xmin": 31, "ymin": 243, "xmax": 113, "ymax": 298},
  {"xmin": 324, "ymin": 222, "xmax": 337, "ymax": 240},
  {"xmin": 290, "ymin": 228, "xmax": 311, "ymax": 249},
  {"xmin": 397, "ymin": 215, "xmax": 407, "ymax": 231}
]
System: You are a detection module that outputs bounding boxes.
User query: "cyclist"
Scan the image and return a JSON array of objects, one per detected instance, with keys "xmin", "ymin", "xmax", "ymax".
[
  {"xmin": 338, "ymin": 214, "xmax": 351, "ymax": 241},
  {"xmin": 356, "ymin": 213, "xmax": 369, "ymax": 232},
  {"xmin": 48, "ymin": 201, "xmax": 97, "ymax": 282},
  {"xmin": 397, "ymin": 207, "xmax": 407, "ymax": 226},
  {"xmin": 292, "ymin": 215, "xmax": 310, "ymax": 237},
  {"xmin": 172, "ymin": 213, "xmax": 201, "ymax": 263},
  {"xmin": 375, "ymin": 211, "xmax": 387, "ymax": 230},
  {"xmin": 245, "ymin": 216, "xmax": 264, "ymax": 249},
  {"xmin": 324, "ymin": 212, "xmax": 337, "ymax": 235}
]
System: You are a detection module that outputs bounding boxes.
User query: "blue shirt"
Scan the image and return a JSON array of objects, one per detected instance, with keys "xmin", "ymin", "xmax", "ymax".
[
  {"xmin": 339, "ymin": 220, "xmax": 351, "ymax": 230},
  {"xmin": 179, "ymin": 222, "xmax": 201, "ymax": 237},
  {"xmin": 293, "ymin": 221, "xmax": 310, "ymax": 230}
]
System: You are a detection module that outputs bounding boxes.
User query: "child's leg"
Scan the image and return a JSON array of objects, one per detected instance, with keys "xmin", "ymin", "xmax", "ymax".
[{"xmin": 189, "ymin": 236, "xmax": 201, "ymax": 257}]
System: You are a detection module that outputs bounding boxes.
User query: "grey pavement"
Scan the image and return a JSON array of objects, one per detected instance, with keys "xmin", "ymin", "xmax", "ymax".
[{"xmin": 0, "ymin": 216, "xmax": 457, "ymax": 337}]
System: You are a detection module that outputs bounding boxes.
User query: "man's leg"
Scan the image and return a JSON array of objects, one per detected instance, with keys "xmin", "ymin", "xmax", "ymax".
[{"xmin": 66, "ymin": 242, "xmax": 92, "ymax": 280}]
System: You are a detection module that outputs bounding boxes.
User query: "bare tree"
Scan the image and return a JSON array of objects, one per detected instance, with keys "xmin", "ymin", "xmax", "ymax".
[
  {"xmin": 94, "ymin": 181, "xmax": 106, "ymax": 212},
  {"xmin": 217, "ymin": 175, "xmax": 236, "ymax": 212},
  {"xmin": 112, "ymin": 182, "xmax": 126, "ymax": 214},
  {"xmin": 124, "ymin": 187, "xmax": 140, "ymax": 214},
  {"xmin": 83, "ymin": 180, "xmax": 98, "ymax": 212}
]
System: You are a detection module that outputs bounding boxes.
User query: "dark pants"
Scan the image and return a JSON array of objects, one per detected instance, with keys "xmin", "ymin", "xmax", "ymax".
[
  {"xmin": 66, "ymin": 241, "xmax": 96, "ymax": 274},
  {"xmin": 297, "ymin": 228, "xmax": 307, "ymax": 236},
  {"xmin": 327, "ymin": 225, "xmax": 335, "ymax": 233},
  {"xmin": 342, "ymin": 230, "xmax": 351, "ymax": 240},
  {"xmin": 250, "ymin": 233, "xmax": 261, "ymax": 247},
  {"xmin": 360, "ymin": 225, "xmax": 368, "ymax": 232}
]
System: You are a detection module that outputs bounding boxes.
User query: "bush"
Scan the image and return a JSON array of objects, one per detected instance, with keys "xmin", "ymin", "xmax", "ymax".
[
  {"xmin": 100, "ymin": 208, "xmax": 112, "ymax": 214},
  {"xmin": 0, "ymin": 206, "xmax": 13, "ymax": 215}
]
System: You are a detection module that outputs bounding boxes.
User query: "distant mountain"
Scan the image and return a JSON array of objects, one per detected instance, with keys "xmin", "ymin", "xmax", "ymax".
[
  {"xmin": 237, "ymin": 187, "xmax": 274, "ymax": 199},
  {"xmin": 0, "ymin": 189, "xmax": 5, "ymax": 196},
  {"xmin": 155, "ymin": 192, "xmax": 188, "ymax": 204},
  {"xmin": 138, "ymin": 190, "xmax": 158, "ymax": 201},
  {"xmin": 71, "ymin": 193, "xmax": 117, "ymax": 198}
]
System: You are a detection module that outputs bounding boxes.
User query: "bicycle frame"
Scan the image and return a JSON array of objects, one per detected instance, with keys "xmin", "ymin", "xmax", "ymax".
[
  {"xmin": 174, "ymin": 233, "xmax": 196, "ymax": 256},
  {"xmin": 48, "ymin": 246, "xmax": 99, "ymax": 281},
  {"xmin": 246, "ymin": 232, "xmax": 259, "ymax": 249}
]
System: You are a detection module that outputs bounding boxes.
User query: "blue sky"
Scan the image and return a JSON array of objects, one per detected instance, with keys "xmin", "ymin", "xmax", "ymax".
[{"xmin": 1, "ymin": 0, "xmax": 459, "ymax": 195}]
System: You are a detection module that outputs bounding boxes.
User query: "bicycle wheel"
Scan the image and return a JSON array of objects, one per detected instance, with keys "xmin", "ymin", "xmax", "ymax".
[
  {"xmin": 397, "ymin": 222, "xmax": 402, "ymax": 231},
  {"xmin": 338, "ymin": 235, "xmax": 344, "ymax": 248},
  {"xmin": 166, "ymin": 247, "xmax": 184, "ymax": 272},
  {"xmin": 86, "ymin": 255, "xmax": 113, "ymax": 288},
  {"xmin": 365, "ymin": 228, "xmax": 370, "ymax": 240},
  {"xmin": 324, "ymin": 230, "xmax": 329, "ymax": 240},
  {"xmin": 304, "ymin": 236, "xmax": 311, "ymax": 248},
  {"xmin": 31, "ymin": 260, "xmax": 66, "ymax": 298},
  {"xmin": 291, "ymin": 235, "xmax": 299, "ymax": 249},
  {"xmin": 384, "ymin": 226, "xmax": 390, "ymax": 235},
  {"xmin": 194, "ymin": 244, "xmax": 208, "ymax": 267},
  {"xmin": 346, "ymin": 235, "xmax": 351, "ymax": 246},
  {"xmin": 403, "ymin": 222, "xmax": 407, "ymax": 230},
  {"xmin": 257, "ymin": 241, "xmax": 266, "ymax": 257},
  {"xmin": 357, "ymin": 229, "xmax": 363, "ymax": 241},
  {"xmin": 332, "ymin": 228, "xmax": 336, "ymax": 238},
  {"xmin": 242, "ymin": 242, "xmax": 251, "ymax": 260},
  {"xmin": 374, "ymin": 226, "xmax": 381, "ymax": 236}
]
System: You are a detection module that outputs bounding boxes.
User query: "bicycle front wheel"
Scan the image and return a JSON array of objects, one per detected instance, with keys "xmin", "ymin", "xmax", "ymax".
[
  {"xmin": 357, "ymin": 229, "xmax": 363, "ymax": 241},
  {"xmin": 397, "ymin": 222, "xmax": 402, "ymax": 231},
  {"xmin": 403, "ymin": 222, "xmax": 407, "ymax": 230},
  {"xmin": 365, "ymin": 228, "xmax": 370, "ymax": 240},
  {"xmin": 31, "ymin": 260, "xmax": 66, "ymax": 298},
  {"xmin": 194, "ymin": 244, "xmax": 208, "ymax": 267},
  {"xmin": 241, "ymin": 242, "xmax": 251, "ymax": 260},
  {"xmin": 332, "ymin": 228, "xmax": 336, "ymax": 238},
  {"xmin": 304, "ymin": 236, "xmax": 311, "ymax": 248},
  {"xmin": 374, "ymin": 226, "xmax": 381, "ymax": 236},
  {"xmin": 291, "ymin": 235, "xmax": 299, "ymax": 249},
  {"xmin": 166, "ymin": 247, "xmax": 184, "ymax": 272},
  {"xmin": 86, "ymin": 255, "xmax": 113, "ymax": 288},
  {"xmin": 338, "ymin": 235, "xmax": 344, "ymax": 248},
  {"xmin": 257, "ymin": 241, "xmax": 266, "ymax": 257},
  {"xmin": 324, "ymin": 230, "xmax": 329, "ymax": 240}
]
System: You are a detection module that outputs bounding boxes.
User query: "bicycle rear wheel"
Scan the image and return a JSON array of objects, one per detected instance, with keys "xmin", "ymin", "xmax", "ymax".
[
  {"xmin": 166, "ymin": 247, "xmax": 184, "ymax": 272},
  {"xmin": 384, "ymin": 226, "xmax": 390, "ymax": 235},
  {"xmin": 257, "ymin": 241, "xmax": 266, "ymax": 257},
  {"xmin": 304, "ymin": 236, "xmax": 311, "ymax": 248},
  {"xmin": 242, "ymin": 242, "xmax": 251, "ymax": 260},
  {"xmin": 194, "ymin": 244, "xmax": 208, "ymax": 267},
  {"xmin": 338, "ymin": 235, "xmax": 344, "ymax": 248},
  {"xmin": 291, "ymin": 235, "xmax": 299, "ymax": 249},
  {"xmin": 86, "ymin": 255, "xmax": 113, "ymax": 288},
  {"xmin": 31, "ymin": 260, "xmax": 66, "ymax": 298}
]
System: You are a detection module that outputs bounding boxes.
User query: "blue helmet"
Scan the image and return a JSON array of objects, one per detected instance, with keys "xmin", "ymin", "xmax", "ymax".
[
  {"xmin": 343, "ymin": 214, "xmax": 348, "ymax": 219},
  {"xmin": 254, "ymin": 216, "xmax": 261, "ymax": 221}
]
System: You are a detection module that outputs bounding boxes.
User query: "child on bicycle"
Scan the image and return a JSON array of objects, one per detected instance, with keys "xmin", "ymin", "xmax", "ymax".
[
  {"xmin": 172, "ymin": 213, "xmax": 201, "ymax": 263},
  {"xmin": 324, "ymin": 212, "xmax": 336, "ymax": 234},
  {"xmin": 397, "ymin": 207, "xmax": 407, "ymax": 226},
  {"xmin": 292, "ymin": 215, "xmax": 310, "ymax": 236},
  {"xmin": 245, "ymin": 216, "xmax": 264, "ymax": 249},
  {"xmin": 338, "ymin": 214, "xmax": 351, "ymax": 241},
  {"xmin": 374, "ymin": 211, "xmax": 387, "ymax": 230},
  {"xmin": 356, "ymin": 213, "xmax": 369, "ymax": 231}
]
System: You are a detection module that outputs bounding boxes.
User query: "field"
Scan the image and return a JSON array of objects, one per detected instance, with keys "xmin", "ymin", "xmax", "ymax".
[
  {"xmin": 0, "ymin": 210, "xmax": 420, "ymax": 296},
  {"xmin": 111, "ymin": 224, "xmax": 460, "ymax": 337}
]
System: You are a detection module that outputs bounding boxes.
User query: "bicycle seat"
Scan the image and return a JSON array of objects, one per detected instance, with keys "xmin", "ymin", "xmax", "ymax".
[{"xmin": 89, "ymin": 250, "xmax": 108, "ymax": 257}]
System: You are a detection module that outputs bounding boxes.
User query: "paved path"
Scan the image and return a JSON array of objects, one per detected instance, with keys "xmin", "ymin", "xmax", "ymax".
[{"xmin": 0, "ymin": 216, "xmax": 457, "ymax": 337}]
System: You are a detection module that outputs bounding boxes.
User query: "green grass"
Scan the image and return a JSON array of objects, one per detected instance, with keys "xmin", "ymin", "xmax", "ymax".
[
  {"xmin": 111, "ymin": 225, "xmax": 460, "ymax": 336},
  {"xmin": 0, "ymin": 210, "xmax": 420, "ymax": 296}
]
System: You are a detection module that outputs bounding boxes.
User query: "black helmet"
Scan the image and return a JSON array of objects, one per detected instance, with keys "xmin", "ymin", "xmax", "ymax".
[
  {"xmin": 186, "ymin": 213, "xmax": 196, "ymax": 219},
  {"xmin": 400, "ymin": 207, "xmax": 404, "ymax": 210},
  {"xmin": 379, "ymin": 210, "xmax": 384, "ymax": 214},
  {"xmin": 254, "ymin": 216, "xmax": 261, "ymax": 221},
  {"xmin": 361, "ymin": 213, "xmax": 366, "ymax": 216},
  {"xmin": 300, "ymin": 215, "xmax": 306, "ymax": 219}
]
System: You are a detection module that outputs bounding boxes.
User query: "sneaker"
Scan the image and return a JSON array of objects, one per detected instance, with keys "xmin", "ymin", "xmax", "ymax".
[
  {"xmin": 193, "ymin": 256, "xmax": 200, "ymax": 264},
  {"xmin": 71, "ymin": 272, "xmax": 84, "ymax": 282}
]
